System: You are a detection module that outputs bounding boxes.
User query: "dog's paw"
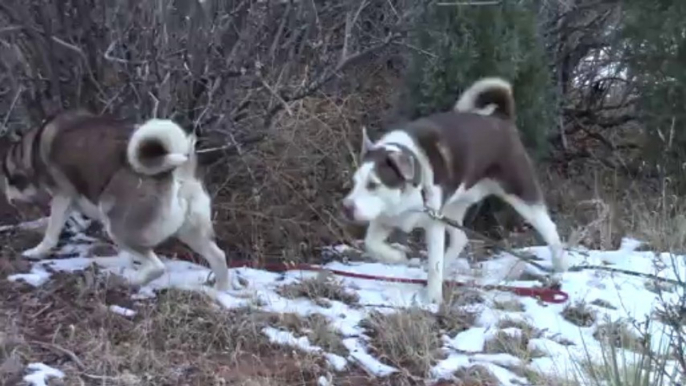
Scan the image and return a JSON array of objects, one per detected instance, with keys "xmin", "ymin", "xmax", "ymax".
[
  {"xmin": 411, "ymin": 287, "xmax": 443, "ymax": 308},
  {"xmin": 22, "ymin": 245, "xmax": 52, "ymax": 260},
  {"xmin": 129, "ymin": 266, "xmax": 165, "ymax": 287},
  {"xmin": 372, "ymin": 247, "xmax": 408, "ymax": 265},
  {"xmin": 551, "ymin": 255, "xmax": 570, "ymax": 273}
]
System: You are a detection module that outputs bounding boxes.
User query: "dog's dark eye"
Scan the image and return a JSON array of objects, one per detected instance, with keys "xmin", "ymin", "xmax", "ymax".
[{"xmin": 367, "ymin": 181, "xmax": 379, "ymax": 190}]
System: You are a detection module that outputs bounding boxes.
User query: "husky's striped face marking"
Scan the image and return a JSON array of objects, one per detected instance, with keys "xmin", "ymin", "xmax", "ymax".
[{"xmin": 341, "ymin": 128, "xmax": 420, "ymax": 223}]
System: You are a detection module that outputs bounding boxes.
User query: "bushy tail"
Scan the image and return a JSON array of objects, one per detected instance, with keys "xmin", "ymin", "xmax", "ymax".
[
  {"xmin": 454, "ymin": 77, "xmax": 515, "ymax": 120},
  {"xmin": 127, "ymin": 119, "xmax": 192, "ymax": 175}
]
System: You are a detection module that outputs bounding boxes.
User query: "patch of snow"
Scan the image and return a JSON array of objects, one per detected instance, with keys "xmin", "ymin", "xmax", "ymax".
[
  {"xmin": 344, "ymin": 338, "xmax": 396, "ymax": 377},
  {"xmin": 263, "ymin": 327, "xmax": 316, "ymax": 352},
  {"xmin": 317, "ymin": 375, "xmax": 331, "ymax": 386},
  {"xmin": 325, "ymin": 353, "xmax": 348, "ymax": 371},
  {"xmin": 431, "ymin": 353, "xmax": 470, "ymax": 379},
  {"xmin": 262, "ymin": 327, "xmax": 349, "ymax": 371},
  {"xmin": 447, "ymin": 327, "xmax": 485, "ymax": 352},
  {"xmin": 23, "ymin": 363, "xmax": 64, "ymax": 386},
  {"xmin": 471, "ymin": 353, "xmax": 523, "ymax": 368},
  {"xmin": 109, "ymin": 305, "xmax": 137, "ymax": 317}
]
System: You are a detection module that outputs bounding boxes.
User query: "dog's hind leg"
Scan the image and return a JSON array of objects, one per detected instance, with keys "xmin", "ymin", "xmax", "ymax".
[
  {"xmin": 502, "ymin": 195, "xmax": 567, "ymax": 272},
  {"xmin": 442, "ymin": 202, "xmax": 470, "ymax": 272},
  {"xmin": 176, "ymin": 184, "xmax": 232, "ymax": 292},
  {"xmin": 178, "ymin": 231, "xmax": 232, "ymax": 292},
  {"xmin": 23, "ymin": 195, "xmax": 72, "ymax": 259}
]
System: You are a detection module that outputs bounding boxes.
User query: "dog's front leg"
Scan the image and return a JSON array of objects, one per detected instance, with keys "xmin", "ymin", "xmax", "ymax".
[
  {"xmin": 23, "ymin": 195, "xmax": 72, "ymax": 259},
  {"xmin": 423, "ymin": 187, "xmax": 445, "ymax": 304},
  {"xmin": 365, "ymin": 220, "xmax": 407, "ymax": 264}
]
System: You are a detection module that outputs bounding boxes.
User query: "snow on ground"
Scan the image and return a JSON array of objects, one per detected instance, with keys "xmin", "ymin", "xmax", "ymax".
[
  {"xmin": 4, "ymin": 216, "xmax": 686, "ymax": 385},
  {"xmin": 23, "ymin": 363, "xmax": 65, "ymax": 386}
]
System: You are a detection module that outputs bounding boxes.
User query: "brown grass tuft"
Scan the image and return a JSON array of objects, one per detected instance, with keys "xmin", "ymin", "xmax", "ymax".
[
  {"xmin": 361, "ymin": 308, "xmax": 444, "ymax": 377},
  {"xmin": 562, "ymin": 301, "xmax": 597, "ymax": 327},
  {"xmin": 592, "ymin": 319, "xmax": 644, "ymax": 352},
  {"xmin": 444, "ymin": 286, "xmax": 485, "ymax": 306},
  {"xmin": 454, "ymin": 365, "xmax": 500, "ymax": 386},
  {"xmin": 266, "ymin": 312, "xmax": 348, "ymax": 356},
  {"xmin": 436, "ymin": 304, "xmax": 478, "ymax": 337},
  {"xmin": 485, "ymin": 320, "xmax": 545, "ymax": 360},
  {"xmin": 493, "ymin": 299, "xmax": 526, "ymax": 312},
  {"xmin": 277, "ymin": 271, "xmax": 360, "ymax": 306},
  {"xmin": 305, "ymin": 314, "xmax": 349, "ymax": 356}
]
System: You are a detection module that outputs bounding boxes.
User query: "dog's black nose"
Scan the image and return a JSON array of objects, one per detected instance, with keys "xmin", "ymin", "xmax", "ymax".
[{"xmin": 341, "ymin": 200, "xmax": 355, "ymax": 220}]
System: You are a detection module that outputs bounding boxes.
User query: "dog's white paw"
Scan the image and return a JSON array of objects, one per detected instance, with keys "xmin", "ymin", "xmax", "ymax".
[
  {"xmin": 212, "ymin": 271, "xmax": 247, "ymax": 292},
  {"xmin": 371, "ymin": 247, "xmax": 408, "ymax": 265},
  {"xmin": 551, "ymin": 250, "xmax": 569, "ymax": 273},
  {"xmin": 412, "ymin": 286, "xmax": 443, "ymax": 307},
  {"xmin": 129, "ymin": 265, "xmax": 165, "ymax": 287},
  {"xmin": 22, "ymin": 244, "xmax": 53, "ymax": 260}
]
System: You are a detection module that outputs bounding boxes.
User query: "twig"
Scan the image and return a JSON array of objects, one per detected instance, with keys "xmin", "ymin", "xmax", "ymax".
[
  {"xmin": 1, "ymin": 85, "xmax": 22, "ymax": 134},
  {"xmin": 103, "ymin": 40, "xmax": 147, "ymax": 65},
  {"xmin": 30, "ymin": 340, "xmax": 87, "ymax": 371},
  {"xmin": 259, "ymin": 76, "xmax": 294, "ymax": 117},
  {"xmin": 50, "ymin": 36, "xmax": 85, "ymax": 56},
  {"xmin": 265, "ymin": 31, "xmax": 402, "ymax": 127},
  {"xmin": 341, "ymin": 0, "xmax": 368, "ymax": 62},
  {"xmin": 149, "ymin": 92, "xmax": 160, "ymax": 119}
]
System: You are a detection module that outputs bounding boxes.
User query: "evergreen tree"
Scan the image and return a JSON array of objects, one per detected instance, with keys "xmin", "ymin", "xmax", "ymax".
[
  {"xmin": 617, "ymin": 0, "xmax": 686, "ymax": 188},
  {"xmin": 403, "ymin": 0, "xmax": 556, "ymax": 159}
]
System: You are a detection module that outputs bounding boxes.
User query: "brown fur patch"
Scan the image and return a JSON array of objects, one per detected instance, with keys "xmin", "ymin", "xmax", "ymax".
[{"xmin": 402, "ymin": 111, "xmax": 543, "ymax": 204}]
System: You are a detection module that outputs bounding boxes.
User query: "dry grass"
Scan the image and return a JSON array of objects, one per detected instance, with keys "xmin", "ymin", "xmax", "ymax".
[
  {"xmin": 207, "ymin": 86, "xmax": 396, "ymax": 261},
  {"xmin": 484, "ymin": 319, "xmax": 545, "ymax": 360},
  {"xmin": 521, "ymin": 368, "xmax": 580, "ymax": 386},
  {"xmin": 361, "ymin": 308, "xmax": 444, "ymax": 378},
  {"xmin": 0, "ymin": 328, "xmax": 31, "ymax": 385},
  {"xmin": 493, "ymin": 299, "xmax": 525, "ymax": 312},
  {"xmin": 444, "ymin": 286, "xmax": 486, "ymax": 307},
  {"xmin": 0, "ymin": 265, "xmax": 340, "ymax": 385},
  {"xmin": 592, "ymin": 319, "xmax": 644, "ymax": 352},
  {"xmin": 277, "ymin": 270, "xmax": 360, "ymax": 306},
  {"xmin": 562, "ymin": 301, "xmax": 597, "ymax": 327},
  {"xmin": 453, "ymin": 365, "xmax": 500, "ymax": 386},
  {"xmin": 266, "ymin": 312, "xmax": 348, "ymax": 357}
]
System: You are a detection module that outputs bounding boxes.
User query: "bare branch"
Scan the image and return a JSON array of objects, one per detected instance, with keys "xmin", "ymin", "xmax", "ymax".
[{"xmin": 104, "ymin": 40, "xmax": 147, "ymax": 65}]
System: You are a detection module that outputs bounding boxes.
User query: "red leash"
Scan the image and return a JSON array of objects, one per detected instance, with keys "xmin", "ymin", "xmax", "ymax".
[{"xmin": 227, "ymin": 260, "xmax": 569, "ymax": 304}]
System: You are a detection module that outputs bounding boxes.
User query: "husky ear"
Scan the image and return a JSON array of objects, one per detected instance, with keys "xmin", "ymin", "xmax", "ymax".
[
  {"xmin": 360, "ymin": 126, "xmax": 373, "ymax": 158},
  {"xmin": 387, "ymin": 150, "xmax": 415, "ymax": 183}
]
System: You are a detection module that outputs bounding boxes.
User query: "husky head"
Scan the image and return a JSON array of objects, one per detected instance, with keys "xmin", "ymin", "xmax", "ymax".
[
  {"xmin": 1, "ymin": 139, "xmax": 40, "ymax": 204},
  {"xmin": 341, "ymin": 127, "xmax": 423, "ymax": 223}
]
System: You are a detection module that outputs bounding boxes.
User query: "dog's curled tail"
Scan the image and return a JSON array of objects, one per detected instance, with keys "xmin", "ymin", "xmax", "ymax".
[
  {"xmin": 127, "ymin": 119, "xmax": 192, "ymax": 175},
  {"xmin": 454, "ymin": 77, "xmax": 515, "ymax": 120}
]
